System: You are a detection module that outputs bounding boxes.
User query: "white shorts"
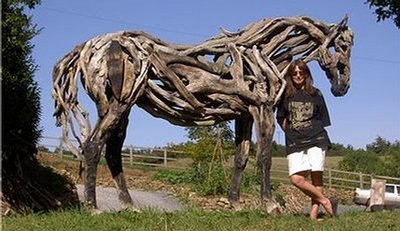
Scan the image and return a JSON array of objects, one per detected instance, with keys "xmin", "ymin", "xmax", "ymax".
[{"xmin": 287, "ymin": 146, "xmax": 326, "ymax": 176}]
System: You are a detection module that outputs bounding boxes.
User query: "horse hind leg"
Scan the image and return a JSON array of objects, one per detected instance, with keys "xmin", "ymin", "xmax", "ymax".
[
  {"xmin": 104, "ymin": 115, "xmax": 140, "ymax": 212},
  {"xmin": 228, "ymin": 116, "xmax": 253, "ymax": 210},
  {"xmin": 81, "ymin": 141, "xmax": 102, "ymax": 209},
  {"xmin": 80, "ymin": 39, "xmax": 142, "ymax": 211}
]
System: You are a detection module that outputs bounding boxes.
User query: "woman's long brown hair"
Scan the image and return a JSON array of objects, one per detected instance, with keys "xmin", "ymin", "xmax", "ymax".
[{"xmin": 284, "ymin": 59, "xmax": 317, "ymax": 98}]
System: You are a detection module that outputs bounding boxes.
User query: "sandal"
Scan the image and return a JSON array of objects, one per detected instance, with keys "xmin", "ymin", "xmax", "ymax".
[{"xmin": 329, "ymin": 197, "xmax": 339, "ymax": 216}]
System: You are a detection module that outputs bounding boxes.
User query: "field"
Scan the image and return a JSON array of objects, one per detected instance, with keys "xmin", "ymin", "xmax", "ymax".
[{"xmin": 3, "ymin": 153, "xmax": 399, "ymax": 231}]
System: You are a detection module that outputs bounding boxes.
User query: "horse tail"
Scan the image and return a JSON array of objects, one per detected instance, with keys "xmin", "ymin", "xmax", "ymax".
[
  {"xmin": 52, "ymin": 42, "xmax": 84, "ymax": 127},
  {"xmin": 52, "ymin": 33, "xmax": 150, "ymax": 146},
  {"xmin": 52, "ymin": 33, "xmax": 129, "ymax": 126},
  {"xmin": 52, "ymin": 41, "xmax": 88, "ymax": 157}
]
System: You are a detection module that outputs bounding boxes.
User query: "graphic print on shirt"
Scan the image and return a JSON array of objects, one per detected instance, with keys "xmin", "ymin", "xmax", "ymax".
[{"xmin": 289, "ymin": 101, "xmax": 313, "ymax": 130}]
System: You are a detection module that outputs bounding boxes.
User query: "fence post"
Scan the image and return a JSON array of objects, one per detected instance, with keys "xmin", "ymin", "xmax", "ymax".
[
  {"xmin": 328, "ymin": 168, "xmax": 332, "ymax": 189},
  {"xmin": 163, "ymin": 149, "xmax": 168, "ymax": 167},
  {"xmin": 58, "ymin": 137, "xmax": 64, "ymax": 157},
  {"xmin": 359, "ymin": 172, "xmax": 363, "ymax": 189},
  {"xmin": 129, "ymin": 145, "xmax": 133, "ymax": 166}
]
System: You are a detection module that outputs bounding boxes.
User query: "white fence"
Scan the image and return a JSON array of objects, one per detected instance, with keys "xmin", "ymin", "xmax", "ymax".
[
  {"xmin": 39, "ymin": 136, "xmax": 400, "ymax": 190},
  {"xmin": 270, "ymin": 163, "xmax": 400, "ymax": 190},
  {"xmin": 39, "ymin": 136, "xmax": 189, "ymax": 170}
]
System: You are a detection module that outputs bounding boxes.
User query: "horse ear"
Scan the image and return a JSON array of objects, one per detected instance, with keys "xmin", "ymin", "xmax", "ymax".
[{"xmin": 107, "ymin": 40, "xmax": 124, "ymax": 101}]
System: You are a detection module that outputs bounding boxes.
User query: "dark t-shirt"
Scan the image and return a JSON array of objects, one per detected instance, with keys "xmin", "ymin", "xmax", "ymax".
[{"xmin": 276, "ymin": 89, "xmax": 331, "ymax": 155}]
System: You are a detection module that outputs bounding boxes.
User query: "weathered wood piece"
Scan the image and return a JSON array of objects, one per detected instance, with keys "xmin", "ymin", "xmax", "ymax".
[
  {"xmin": 52, "ymin": 15, "xmax": 353, "ymax": 211},
  {"xmin": 369, "ymin": 179, "xmax": 386, "ymax": 212}
]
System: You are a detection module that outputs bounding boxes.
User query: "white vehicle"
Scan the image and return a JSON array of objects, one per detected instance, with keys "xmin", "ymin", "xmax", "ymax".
[{"xmin": 353, "ymin": 183, "xmax": 400, "ymax": 209}]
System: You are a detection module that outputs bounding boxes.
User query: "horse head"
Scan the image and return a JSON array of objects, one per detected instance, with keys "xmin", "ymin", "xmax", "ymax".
[
  {"xmin": 228, "ymin": 15, "xmax": 353, "ymax": 98},
  {"xmin": 316, "ymin": 16, "xmax": 353, "ymax": 96}
]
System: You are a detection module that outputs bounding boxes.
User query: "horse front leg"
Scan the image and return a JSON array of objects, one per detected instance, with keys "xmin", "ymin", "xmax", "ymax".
[
  {"xmin": 258, "ymin": 116, "xmax": 274, "ymax": 201},
  {"xmin": 229, "ymin": 116, "xmax": 253, "ymax": 210},
  {"xmin": 249, "ymin": 105, "xmax": 275, "ymax": 201},
  {"xmin": 250, "ymin": 105, "xmax": 281, "ymax": 214},
  {"xmin": 105, "ymin": 115, "xmax": 139, "ymax": 211}
]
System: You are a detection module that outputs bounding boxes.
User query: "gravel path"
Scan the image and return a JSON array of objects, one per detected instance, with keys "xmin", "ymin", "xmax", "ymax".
[
  {"xmin": 302, "ymin": 203, "xmax": 366, "ymax": 215},
  {"xmin": 77, "ymin": 184, "xmax": 367, "ymax": 215},
  {"xmin": 76, "ymin": 184, "xmax": 183, "ymax": 213}
]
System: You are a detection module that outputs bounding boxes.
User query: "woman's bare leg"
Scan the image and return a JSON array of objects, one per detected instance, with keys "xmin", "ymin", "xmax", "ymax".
[
  {"xmin": 310, "ymin": 171, "xmax": 324, "ymax": 219},
  {"xmin": 290, "ymin": 171, "xmax": 333, "ymax": 216}
]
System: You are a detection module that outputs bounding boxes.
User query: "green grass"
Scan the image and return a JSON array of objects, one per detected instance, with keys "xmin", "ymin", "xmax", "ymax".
[{"xmin": 3, "ymin": 208, "xmax": 399, "ymax": 231}]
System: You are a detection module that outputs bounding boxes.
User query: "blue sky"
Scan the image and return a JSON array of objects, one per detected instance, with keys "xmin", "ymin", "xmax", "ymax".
[{"xmin": 31, "ymin": 1, "xmax": 399, "ymax": 149}]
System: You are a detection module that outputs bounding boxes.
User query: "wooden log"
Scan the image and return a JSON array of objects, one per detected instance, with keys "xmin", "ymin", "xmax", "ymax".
[{"xmin": 369, "ymin": 178, "xmax": 386, "ymax": 212}]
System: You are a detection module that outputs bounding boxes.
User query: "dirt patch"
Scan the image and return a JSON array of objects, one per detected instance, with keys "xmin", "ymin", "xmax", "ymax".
[{"xmin": 37, "ymin": 153, "xmax": 355, "ymax": 213}]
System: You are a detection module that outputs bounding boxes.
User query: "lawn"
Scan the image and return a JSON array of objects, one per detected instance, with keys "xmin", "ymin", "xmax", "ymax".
[{"xmin": 3, "ymin": 208, "xmax": 399, "ymax": 231}]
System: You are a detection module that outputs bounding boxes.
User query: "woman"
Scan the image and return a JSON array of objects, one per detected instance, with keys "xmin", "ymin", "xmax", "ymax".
[{"xmin": 276, "ymin": 59, "xmax": 338, "ymax": 219}]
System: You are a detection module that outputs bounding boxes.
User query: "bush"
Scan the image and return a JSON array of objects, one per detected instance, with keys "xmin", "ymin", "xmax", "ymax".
[
  {"xmin": 382, "ymin": 149, "xmax": 400, "ymax": 177},
  {"xmin": 153, "ymin": 161, "xmax": 230, "ymax": 196},
  {"xmin": 153, "ymin": 162, "xmax": 280, "ymax": 197},
  {"xmin": 337, "ymin": 150, "xmax": 385, "ymax": 174},
  {"xmin": 37, "ymin": 145, "xmax": 50, "ymax": 152},
  {"xmin": 200, "ymin": 162, "xmax": 230, "ymax": 195}
]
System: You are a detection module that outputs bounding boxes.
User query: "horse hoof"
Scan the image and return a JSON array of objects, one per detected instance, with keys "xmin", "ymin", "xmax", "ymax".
[
  {"xmin": 122, "ymin": 204, "xmax": 141, "ymax": 213},
  {"xmin": 128, "ymin": 206, "xmax": 141, "ymax": 213},
  {"xmin": 229, "ymin": 201, "xmax": 242, "ymax": 211},
  {"xmin": 264, "ymin": 201, "xmax": 281, "ymax": 215},
  {"xmin": 90, "ymin": 208, "xmax": 104, "ymax": 215}
]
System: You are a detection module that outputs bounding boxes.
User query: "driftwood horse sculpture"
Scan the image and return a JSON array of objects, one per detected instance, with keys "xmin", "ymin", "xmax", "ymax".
[{"xmin": 53, "ymin": 15, "xmax": 353, "ymax": 210}]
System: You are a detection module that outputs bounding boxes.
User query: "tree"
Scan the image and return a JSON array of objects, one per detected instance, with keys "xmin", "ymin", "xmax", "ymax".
[
  {"xmin": 2, "ymin": 0, "xmax": 42, "ymax": 161},
  {"xmin": 366, "ymin": 136, "xmax": 391, "ymax": 154},
  {"xmin": 168, "ymin": 123, "xmax": 235, "ymax": 196},
  {"xmin": 390, "ymin": 140, "xmax": 400, "ymax": 149},
  {"xmin": 365, "ymin": 0, "xmax": 400, "ymax": 28},
  {"xmin": 338, "ymin": 150, "xmax": 385, "ymax": 174},
  {"xmin": 383, "ymin": 149, "xmax": 400, "ymax": 177},
  {"xmin": 186, "ymin": 122, "xmax": 234, "ymax": 143},
  {"xmin": 37, "ymin": 145, "xmax": 50, "ymax": 153},
  {"xmin": 184, "ymin": 122, "xmax": 235, "ymax": 163},
  {"xmin": 271, "ymin": 140, "xmax": 285, "ymax": 157},
  {"xmin": 2, "ymin": 0, "xmax": 79, "ymax": 214}
]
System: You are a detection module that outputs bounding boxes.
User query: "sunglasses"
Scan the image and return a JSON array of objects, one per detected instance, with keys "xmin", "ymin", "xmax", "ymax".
[{"xmin": 292, "ymin": 70, "xmax": 306, "ymax": 76}]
